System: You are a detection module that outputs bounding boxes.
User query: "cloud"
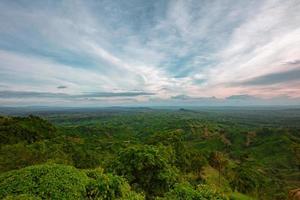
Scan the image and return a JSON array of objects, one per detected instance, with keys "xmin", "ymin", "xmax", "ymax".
[
  {"xmin": 236, "ymin": 68, "xmax": 300, "ymax": 86},
  {"xmin": 0, "ymin": 90, "xmax": 155, "ymax": 99},
  {"xmin": 0, "ymin": 0, "xmax": 300, "ymax": 106},
  {"xmin": 284, "ymin": 59, "xmax": 300, "ymax": 66},
  {"xmin": 226, "ymin": 94, "xmax": 258, "ymax": 100},
  {"xmin": 0, "ymin": 91, "xmax": 68, "ymax": 99},
  {"xmin": 171, "ymin": 94, "xmax": 217, "ymax": 101},
  {"xmin": 57, "ymin": 85, "xmax": 67, "ymax": 89},
  {"xmin": 77, "ymin": 92, "xmax": 155, "ymax": 98},
  {"xmin": 199, "ymin": 0, "xmax": 300, "ymax": 96},
  {"xmin": 149, "ymin": 94, "xmax": 300, "ymax": 106},
  {"xmin": 1, "ymin": 90, "xmax": 299, "ymax": 107},
  {"xmin": 171, "ymin": 95, "xmax": 192, "ymax": 100}
]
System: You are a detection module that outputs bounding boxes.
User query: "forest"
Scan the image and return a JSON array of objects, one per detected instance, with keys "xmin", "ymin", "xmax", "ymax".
[{"xmin": 0, "ymin": 107, "xmax": 299, "ymax": 200}]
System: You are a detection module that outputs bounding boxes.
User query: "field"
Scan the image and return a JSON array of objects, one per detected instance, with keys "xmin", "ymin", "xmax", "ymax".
[{"xmin": 0, "ymin": 106, "xmax": 300, "ymax": 199}]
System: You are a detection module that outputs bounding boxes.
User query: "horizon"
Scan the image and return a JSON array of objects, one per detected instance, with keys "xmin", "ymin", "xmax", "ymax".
[
  {"xmin": 0, "ymin": 0, "xmax": 300, "ymax": 106},
  {"xmin": 1, "ymin": 104, "xmax": 300, "ymax": 110}
]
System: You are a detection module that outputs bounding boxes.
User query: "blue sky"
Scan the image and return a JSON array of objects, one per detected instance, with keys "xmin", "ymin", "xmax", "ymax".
[{"xmin": 0, "ymin": 0, "xmax": 300, "ymax": 106}]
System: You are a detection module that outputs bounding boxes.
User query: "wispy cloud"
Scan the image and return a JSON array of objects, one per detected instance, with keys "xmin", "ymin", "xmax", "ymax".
[
  {"xmin": 236, "ymin": 68, "xmax": 300, "ymax": 86},
  {"xmin": 0, "ymin": 0, "xmax": 299, "ymax": 106}
]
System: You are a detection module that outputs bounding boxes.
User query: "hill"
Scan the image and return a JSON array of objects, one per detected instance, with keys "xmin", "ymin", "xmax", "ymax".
[{"xmin": 0, "ymin": 108, "xmax": 299, "ymax": 199}]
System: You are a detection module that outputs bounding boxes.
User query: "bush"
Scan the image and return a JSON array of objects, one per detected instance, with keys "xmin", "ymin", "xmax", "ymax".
[
  {"xmin": 85, "ymin": 167, "xmax": 144, "ymax": 200},
  {"xmin": 158, "ymin": 183, "xmax": 227, "ymax": 200},
  {"xmin": 0, "ymin": 164, "xmax": 89, "ymax": 200},
  {"xmin": 3, "ymin": 194, "xmax": 42, "ymax": 200},
  {"xmin": 0, "ymin": 164, "xmax": 144, "ymax": 200}
]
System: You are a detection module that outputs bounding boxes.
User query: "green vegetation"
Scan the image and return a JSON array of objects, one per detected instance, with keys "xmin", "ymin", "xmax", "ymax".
[
  {"xmin": 0, "ymin": 164, "xmax": 88, "ymax": 199},
  {"xmin": 0, "ymin": 164, "xmax": 143, "ymax": 200},
  {"xmin": 0, "ymin": 107, "xmax": 299, "ymax": 199},
  {"xmin": 112, "ymin": 145, "xmax": 178, "ymax": 198},
  {"xmin": 157, "ymin": 183, "xmax": 227, "ymax": 200}
]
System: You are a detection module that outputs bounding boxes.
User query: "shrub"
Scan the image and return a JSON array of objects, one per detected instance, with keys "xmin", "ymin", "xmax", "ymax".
[
  {"xmin": 3, "ymin": 194, "xmax": 42, "ymax": 200},
  {"xmin": 0, "ymin": 164, "xmax": 144, "ymax": 200},
  {"xmin": 0, "ymin": 164, "xmax": 89, "ymax": 200},
  {"xmin": 158, "ymin": 183, "xmax": 227, "ymax": 200},
  {"xmin": 85, "ymin": 167, "xmax": 144, "ymax": 200}
]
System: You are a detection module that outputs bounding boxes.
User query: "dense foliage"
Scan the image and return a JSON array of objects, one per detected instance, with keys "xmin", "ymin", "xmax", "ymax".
[
  {"xmin": 0, "ymin": 115, "xmax": 56, "ymax": 144},
  {"xmin": 112, "ymin": 145, "xmax": 179, "ymax": 198},
  {"xmin": 0, "ymin": 164, "xmax": 143, "ymax": 200},
  {"xmin": 0, "ymin": 107, "xmax": 299, "ymax": 199},
  {"xmin": 0, "ymin": 164, "xmax": 88, "ymax": 199},
  {"xmin": 157, "ymin": 183, "xmax": 227, "ymax": 200}
]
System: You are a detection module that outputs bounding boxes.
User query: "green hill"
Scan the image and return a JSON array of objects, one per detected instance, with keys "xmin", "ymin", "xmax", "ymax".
[{"xmin": 0, "ymin": 109, "xmax": 299, "ymax": 199}]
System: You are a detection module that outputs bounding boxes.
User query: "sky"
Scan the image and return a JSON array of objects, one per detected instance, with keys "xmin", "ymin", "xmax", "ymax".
[{"xmin": 0, "ymin": 0, "xmax": 300, "ymax": 106}]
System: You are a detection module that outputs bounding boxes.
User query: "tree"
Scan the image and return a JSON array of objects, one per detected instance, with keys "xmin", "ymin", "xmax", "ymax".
[
  {"xmin": 209, "ymin": 151, "xmax": 228, "ymax": 187},
  {"xmin": 85, "ymin": 168, "xmax": 144, "ymax": 200},
  {"xmin": 0, "ymin": 116, "xmax": 57, "ymax": 145},
  {"xmin": 112, "ymin": 145, "xmax": 179, "ymax": 199},
  {"xmin": 229, "ymin": 160, "xmax": 267, "ymax": 197},
  {"xmin": 147, "ymin": 130, "xmax": 192, "ymax": 172},
  {"xmin": 189, "ymin": 151, "xmax": 208, "ymax": 177}
]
